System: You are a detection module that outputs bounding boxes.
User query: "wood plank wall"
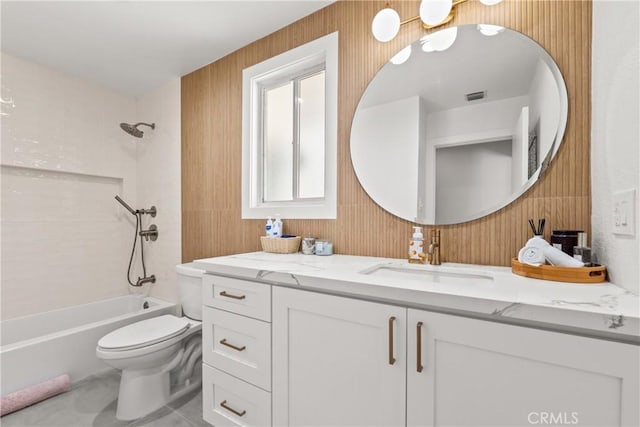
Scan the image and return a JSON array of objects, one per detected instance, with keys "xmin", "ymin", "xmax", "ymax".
[{"xmin": 181, "ymin": 0, "xmax": 592, "ymax": 265}]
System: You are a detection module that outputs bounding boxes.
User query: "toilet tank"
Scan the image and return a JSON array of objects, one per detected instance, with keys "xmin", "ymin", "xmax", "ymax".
[{"xmin": 175, "ymin": 262, "xmax": 205, "ymax": 320}]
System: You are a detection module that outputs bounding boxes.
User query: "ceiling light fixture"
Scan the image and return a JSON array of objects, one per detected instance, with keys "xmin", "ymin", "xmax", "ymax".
[
  {"xmin": 477, "ymin": 24, "xmax": 505, "ymax": 36},
  {"xmin": 371, "ymin": 7, "xmax": 401, "ymax": 42},
  {"xmin": 372, "ymin": 0, "xmax": 503, "ymax": 43},
  {"xmin": 389, "ymin": 45, "xmax": 412, "ymax": 64},
  {"xmin": 420, "ymin": 27, "xmax": 458, "ymax": 52}
]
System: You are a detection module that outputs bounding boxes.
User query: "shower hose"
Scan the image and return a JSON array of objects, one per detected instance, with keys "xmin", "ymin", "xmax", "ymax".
[{"xmin": 126, "ymin": 212, "xmax": 147, "ymax": 287}]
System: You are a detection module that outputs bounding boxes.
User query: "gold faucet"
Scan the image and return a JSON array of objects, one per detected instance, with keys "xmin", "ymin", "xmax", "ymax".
[{"xmin": 428, "ymin": 229, "xmax": 441, "ymax": 265}]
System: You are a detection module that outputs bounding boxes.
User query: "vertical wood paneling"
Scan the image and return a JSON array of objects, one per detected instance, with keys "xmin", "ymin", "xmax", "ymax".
[{"xmin": 182, "ymin": 0, "xmax": 592, "ymax": 266}]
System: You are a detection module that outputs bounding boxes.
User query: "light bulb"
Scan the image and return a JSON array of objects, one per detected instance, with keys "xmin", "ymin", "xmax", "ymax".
[
  {"xmin": 421, "ymin": 42, "xmax": 435, "ymax": 53},
  {"xmin": 422, "ymin": 27, "xmax": 457, "ymax": 52},
  {"xmin": 479, "ymin": 0, "xmax": 503, "ymax": 5},
  {"xmin": 420, "ymin": 35, "xmax": 436, "ymax": 52},
  {"xmin": 419, "ymin": 0, "xmax": 453, "ymax": 27},
  {"xmin": 371, "ymin": 8, "xmax": 401, "ymax": 42},
  {"xmin": 390, "ymin": 45, "xmax": 412, "ymax": 65},
  {"xmin": 477, "ymin": 24, "xmax": 505, "ymax": 36}
]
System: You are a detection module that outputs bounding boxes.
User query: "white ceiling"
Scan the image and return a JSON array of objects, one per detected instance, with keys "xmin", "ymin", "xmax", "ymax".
[
  {"xmin": 1, "ymin": 1, "xmax": 334, "ymax": 96},
  {"xmin": 360, "ymin": 25, "xmax": 545, "ymax": 112}
]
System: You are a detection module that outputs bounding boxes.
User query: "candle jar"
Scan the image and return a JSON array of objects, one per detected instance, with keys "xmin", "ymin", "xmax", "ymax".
[
  {"xmin": 301, "ymin": 237, "xmax": 316, "ymax": 255},
  {"xmin": 314, "ymin": 240, "xmax": 333, "ymax": 256},
  {"xmin": 551, "ymin": 230, "xmax": 582, "ymax": 256}
]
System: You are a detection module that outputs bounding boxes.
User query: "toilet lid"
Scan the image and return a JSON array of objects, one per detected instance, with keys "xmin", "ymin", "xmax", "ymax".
[{"xmin": 98, "ymin": 315, "xmax": 190, "ymax": 351}]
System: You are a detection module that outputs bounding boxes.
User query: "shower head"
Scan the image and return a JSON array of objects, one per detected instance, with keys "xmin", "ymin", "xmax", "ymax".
[{"xmin": 120, "ymin": 122, "xmax": 155, "ymax": 138}]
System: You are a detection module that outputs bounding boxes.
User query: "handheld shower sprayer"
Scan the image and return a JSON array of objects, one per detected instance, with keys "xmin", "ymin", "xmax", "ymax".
[
  {"xmin": 114, "ymin": 195, "xmax": 156, "ymax": 217},
  {"xmin": 114, "ymin": 195, "xmax": 158, "ymax": 287},
  {"xmin": 115, "ymin": 195, "xmax": 136, "ymax": 216}
]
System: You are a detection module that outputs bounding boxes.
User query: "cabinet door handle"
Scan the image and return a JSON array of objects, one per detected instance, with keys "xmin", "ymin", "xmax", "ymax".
[
  {"xmin": 416, "ymin": 321, "xmax": 424, "ymax": 373},
  {"xmin": 388, "ymin": 316, "xmax": 396, "ymax": 365},
  {"xmin": 219, "ymin": 290, "xmax": 246, "ymax": 300},
  {"xmin": 220, "ymin": 338, "xmax": 246, "ymax": 352},
  {"xmin": 220, "ymin": 400, "xmax": 246, "ymax": 417}
]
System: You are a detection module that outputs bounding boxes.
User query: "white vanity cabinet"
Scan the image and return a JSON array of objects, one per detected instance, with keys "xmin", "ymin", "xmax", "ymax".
[
  {"xmin": 270, "ymin": 287, "xmax": 639, "ymax": 427},
  {"xmin": 202, "ymin": 274, "xmax": 272, "ymax": 427},
  {"xmin": 272, "ymin": 286, "xmax": 407, "ymax": 427},
  {"xmin": 407, "ymin": 309, "xmax": 640, "ymax": 427}
]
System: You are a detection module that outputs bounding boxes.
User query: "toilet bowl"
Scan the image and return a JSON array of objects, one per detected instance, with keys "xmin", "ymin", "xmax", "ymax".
[{"xmin": 96, "ymin": 263, "xmax": 205, "ymax": 420}]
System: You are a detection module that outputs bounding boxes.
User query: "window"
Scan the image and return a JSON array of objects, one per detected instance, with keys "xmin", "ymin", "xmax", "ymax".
[
  {"xmin": 242, "ymin": 32, "xmax": 338, "ymax": 219},
  {"xmin": 263, "ymin": 69, "xmax": 325, "ymax": 202}
]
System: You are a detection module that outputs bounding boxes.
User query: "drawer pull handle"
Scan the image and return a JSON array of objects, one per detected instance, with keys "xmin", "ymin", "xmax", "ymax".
[
  {"xmin": 416, "ymin": 321, "xmax": 424, "ymax": 373},
  {"xmin": 219, "ymin": 290, "xmax": 246, "ymax": 300},
  {"xmin": 220, "ymin": 338, "xmax": 246, "ymax": 352},
  {"xmin": 388, "ymin": 316, "xmax": 396, "ymax": 365},
  {"xmin": 220, "ymin": 400, "xmax": 246, "ymax": 417}
]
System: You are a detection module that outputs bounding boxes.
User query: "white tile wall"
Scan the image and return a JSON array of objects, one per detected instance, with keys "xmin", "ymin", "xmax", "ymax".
[
  {"xmin": 134, "ymin": 78, "xmax": 182, "ymax": 306},
  {"xmin": 1, "ymin": 53, "xmax": 183, "ymax": 320},
  {"xmin": 1, "ymin": 52, "xmax": 139, "ymax": 320},
  {"xmin": 591, "ymin": 1, "xmax": 640, "ymax": 295},
  {"xmin": 1, "ymin": 54, "xmax": 138, "ymax": 180}
]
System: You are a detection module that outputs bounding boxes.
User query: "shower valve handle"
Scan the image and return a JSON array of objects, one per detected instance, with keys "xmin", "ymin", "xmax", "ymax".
[{"xmin": 139, "ymin": 224, "xmax": 158, "ymax": 242}]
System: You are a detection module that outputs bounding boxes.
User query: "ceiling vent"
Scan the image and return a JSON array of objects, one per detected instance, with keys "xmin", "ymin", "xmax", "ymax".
[{"xmin": 465, "ymin": 91, "xmax": 486, "ymax": 102}]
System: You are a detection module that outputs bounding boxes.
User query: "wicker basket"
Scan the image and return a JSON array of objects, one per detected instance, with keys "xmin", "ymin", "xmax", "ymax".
[{"xmin": 260, "ymin": 236, "xmax": 301, "ymax": 254}]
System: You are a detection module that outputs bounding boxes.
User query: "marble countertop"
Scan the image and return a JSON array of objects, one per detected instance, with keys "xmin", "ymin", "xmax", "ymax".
[{"xmin": 194, "ymin": 252, "xmax": 640, "ymax": 343}]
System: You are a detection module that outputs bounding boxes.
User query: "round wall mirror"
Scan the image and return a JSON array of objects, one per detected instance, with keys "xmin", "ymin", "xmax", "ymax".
[{"xmin": 351, "ymin": 24, "xmax": 568, "ymax": 225}]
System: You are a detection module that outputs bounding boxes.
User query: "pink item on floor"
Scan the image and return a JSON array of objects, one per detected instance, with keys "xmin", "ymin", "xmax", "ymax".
[{"xmin": 0, "ymin": 374, "xmax": 71, "ymax": 416}]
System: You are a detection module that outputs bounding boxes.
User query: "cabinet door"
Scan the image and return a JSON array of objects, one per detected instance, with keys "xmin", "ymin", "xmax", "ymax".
[
  {"xmin": 407, "ymin": 309, "xmax": 640, "ymax": 427},
  {"xmin": 273, "ymin": 287, "xmax": 406, "ymax": 427}
]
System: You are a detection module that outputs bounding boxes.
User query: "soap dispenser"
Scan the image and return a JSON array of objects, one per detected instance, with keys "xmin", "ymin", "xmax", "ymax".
[
  {"xmin": 265, "ymin": 217, "xmax": 273, "ymax": 237},
  {"xmin": 409, "ymin": 226, "xmax": 426, "ymax": 264},
  {"xmin": 272, "ymin": 214, "xmax": 283, "ymax": 238}
]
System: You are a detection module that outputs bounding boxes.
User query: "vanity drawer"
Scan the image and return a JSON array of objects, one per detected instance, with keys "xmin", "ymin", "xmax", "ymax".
[
  {"xmin": 202, "ymin": 364, "xmax": 271, "ymax": 427},
  {"xmin": 203, "ymin": 306, "xmax": 271, "ymax": 391},
  {"xmin": 203, "ymin": 274, "xmax": 271, "ymax": 321}
]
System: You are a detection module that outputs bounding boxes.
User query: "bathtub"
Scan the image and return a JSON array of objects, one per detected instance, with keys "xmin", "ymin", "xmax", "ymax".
[{"xmin": 0, "ymin": 295, "xmax": 176, "ymax": 395}]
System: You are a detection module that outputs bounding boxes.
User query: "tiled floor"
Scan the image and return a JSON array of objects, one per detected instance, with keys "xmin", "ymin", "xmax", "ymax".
[{"xmin": 1, "ymin": 370, "xmax": 209, "ymax": 427}]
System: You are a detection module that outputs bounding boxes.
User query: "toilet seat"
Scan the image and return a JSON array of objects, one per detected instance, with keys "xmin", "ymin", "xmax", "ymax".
[{"xmin": 98, "ymin": 315, "xmax": 190, "ymax": 353}]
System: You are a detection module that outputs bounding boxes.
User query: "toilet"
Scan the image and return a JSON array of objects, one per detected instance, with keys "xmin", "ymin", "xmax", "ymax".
[{"xmin": 96, "ymin": 263, "xmax": 205, "ymax": 420}]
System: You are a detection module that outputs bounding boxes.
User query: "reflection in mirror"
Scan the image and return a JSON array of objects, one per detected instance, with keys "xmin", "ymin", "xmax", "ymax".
[{"xmin": 351, "ymin": 25, "xmax": 567, "ymax": 225}]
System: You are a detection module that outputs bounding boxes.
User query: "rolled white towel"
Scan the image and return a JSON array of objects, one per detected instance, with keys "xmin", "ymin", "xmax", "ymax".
[
  {"xmin": 526, "ymin": 236, "xmax": 584, "ymax": 267},
  {"xmin": 543, "ymin": 245, "xmax": 584, "ymax": 267},
  {"xmin": 518, "ymin": 246, "xmax": 546, "ymax": 266},
  {"xmin": 526, "ymin": 236, "xmax": 549, "ymax": 248}
]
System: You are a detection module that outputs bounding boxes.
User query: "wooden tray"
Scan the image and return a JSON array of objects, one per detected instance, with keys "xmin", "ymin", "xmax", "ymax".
[{"xmin": 511, "ymin": 258, "xmax": 607, "ymax": 284}]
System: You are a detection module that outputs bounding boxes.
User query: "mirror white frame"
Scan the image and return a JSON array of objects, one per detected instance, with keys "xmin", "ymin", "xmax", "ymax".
[{"xmin": 350, "ymin": 24, "xmax": 568, "ymax": 225}]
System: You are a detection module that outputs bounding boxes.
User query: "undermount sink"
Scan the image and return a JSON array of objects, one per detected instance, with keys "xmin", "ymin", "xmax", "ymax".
[{"xmin": 360, "ymin": 263, "xmax": 494, "ymax": 285}]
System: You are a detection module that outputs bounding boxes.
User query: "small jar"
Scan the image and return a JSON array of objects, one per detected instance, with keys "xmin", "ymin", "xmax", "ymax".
[
  {"xmin": 551, "ymin": 230, "xmax": 582, "ymax": 256},
  {"xmin": 315, "ymin": 240, "xmax": 333, "ymax": 256}
]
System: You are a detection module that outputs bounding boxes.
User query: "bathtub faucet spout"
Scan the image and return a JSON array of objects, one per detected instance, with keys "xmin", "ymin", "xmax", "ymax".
[{"xmin": 135, "ymin": 275, "xmax": 156, "ymax": 287}]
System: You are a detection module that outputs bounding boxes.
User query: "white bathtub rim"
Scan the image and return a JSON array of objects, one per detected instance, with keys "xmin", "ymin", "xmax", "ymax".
[{"xmin": 1, "ymin": 296, "xmax": 175, "ymax": 353}]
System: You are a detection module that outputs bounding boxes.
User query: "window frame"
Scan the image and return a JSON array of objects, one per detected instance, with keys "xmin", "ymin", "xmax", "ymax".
[
  {"xmin": 259, "ymin": 65, "xmax": 326, "ymax": 203},
  {"xmin": 242, "ymin": 32, "xmax": 338, "ymax": 219}
]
